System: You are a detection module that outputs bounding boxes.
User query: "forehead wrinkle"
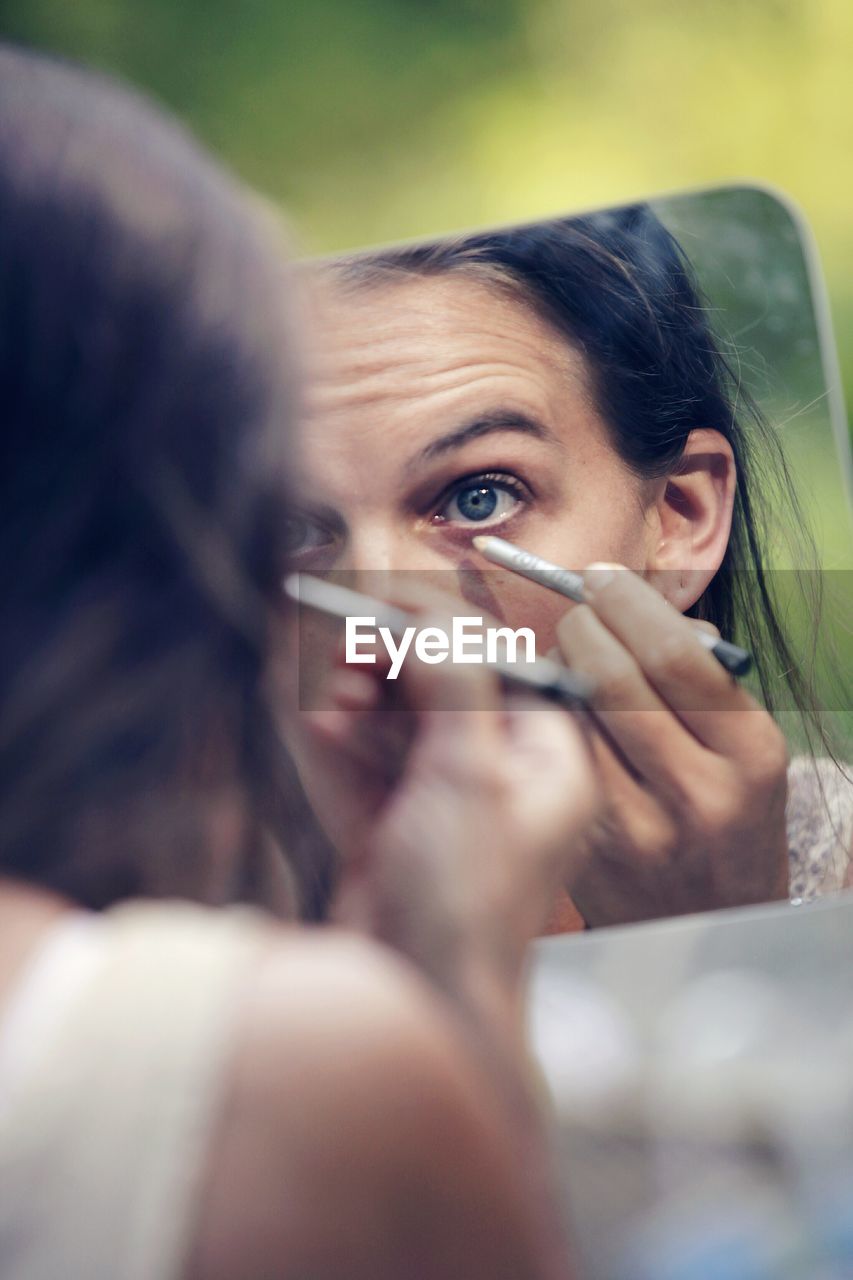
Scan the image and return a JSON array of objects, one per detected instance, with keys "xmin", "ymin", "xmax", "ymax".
[
  {"xmin": 396, "ymin": 279, "xmax": 585, "ymax": 379},
  {"xmin": 321, "ymin": 281, "xmax": 577, "ymax": 371},
  {"xmin": 309, "ymin": 274, "xmax": 597, "ymax": 434},
  {"xmin": 319, "ymin": 330, "xmax": 537, "ymax": 382},
  {"xmin": 311, "ymin": 347, "xmax": 586, "ymax": 418}
]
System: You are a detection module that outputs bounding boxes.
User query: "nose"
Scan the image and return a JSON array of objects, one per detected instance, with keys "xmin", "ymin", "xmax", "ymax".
[{"xmin": 344, "ymin": 525, "xmax": 448, "ymax": 600}]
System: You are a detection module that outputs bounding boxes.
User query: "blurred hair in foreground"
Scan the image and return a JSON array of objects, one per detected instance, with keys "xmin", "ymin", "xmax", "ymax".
[{"xmin": 0, "ymin": 44, "xmax": 330, "ymax": 913}]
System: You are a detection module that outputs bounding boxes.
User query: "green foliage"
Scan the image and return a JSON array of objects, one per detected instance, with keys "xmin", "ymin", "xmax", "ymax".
[{"xmin": 3, "ymin": 2, "xmax": 849, "ymax": 360}]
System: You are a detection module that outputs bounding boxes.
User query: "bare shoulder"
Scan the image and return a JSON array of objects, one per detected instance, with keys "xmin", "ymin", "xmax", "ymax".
[{"xmin": 185, "ymin": 930, "xmax": 547, "ymax": 1280}]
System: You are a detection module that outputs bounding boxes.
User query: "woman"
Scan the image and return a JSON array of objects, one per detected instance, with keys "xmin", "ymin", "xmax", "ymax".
[
  {"xmin": 0, "ymin": 45, "xmax": 598, "ymax": 1279},
  {"xmin": 283, "ymin": 207, "xmax": 852, "ymax": 930}
]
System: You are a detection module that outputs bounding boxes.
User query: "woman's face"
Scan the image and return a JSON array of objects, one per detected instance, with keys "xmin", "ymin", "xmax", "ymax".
[{"xmin": 293, "ymin": 273, "xmax": 664, "ymax": 652}]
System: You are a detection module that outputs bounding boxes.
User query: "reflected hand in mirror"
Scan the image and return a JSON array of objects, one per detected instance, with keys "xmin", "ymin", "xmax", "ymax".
[
  {"xmin": 552, "ymin": 563, "xmax": 789, "ymax": 927},
  {"xmin": 283, "ymin": 191, "xmax": 853, "ymax": 933},
  {"xmin": 292, "ymin": 585, "xmax": 599, "ymax": 1008}
]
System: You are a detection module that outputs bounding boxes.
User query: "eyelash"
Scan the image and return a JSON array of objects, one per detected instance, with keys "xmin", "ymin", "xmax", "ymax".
[{"xmin": 431, "ymin": 471, "xmax": 531, "ymax": 527}]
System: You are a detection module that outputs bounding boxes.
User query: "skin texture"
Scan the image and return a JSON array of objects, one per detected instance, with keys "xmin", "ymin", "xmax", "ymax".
[
  {"xmin": 296, "ymin": 275, "xmax": 662, "ymax": 622},
  {"xmin": 187, "ymin": 932, "xmax": 572, "ymax": 1280},
  {"xmin": 284, "ymin": 273, "xmax": 790, "ymax": 927},
  {"xmin": 0, "ymin": 639, "xmax": 596, "ymax": 1280}
]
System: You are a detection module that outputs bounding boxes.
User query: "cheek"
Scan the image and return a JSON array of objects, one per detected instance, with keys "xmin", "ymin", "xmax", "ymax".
[
  {"xmin": 538, "ymin": 476, "xmax": 652, "ymax": 568},
  {"xmin": 478, "ymin": 482, "xmax": 653, "ymax": 651},
  {"xmin": 496, "ymin": 585, "xmax": 575, "ymax": 656},
  {"xmin": 458, "ymin": 571, "xmax": 570, "ymax": 655}
]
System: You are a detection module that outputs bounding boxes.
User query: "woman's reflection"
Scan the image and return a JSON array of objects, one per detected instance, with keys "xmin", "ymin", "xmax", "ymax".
[{"xmin": 282, "ymin": 207, "xmax": 853, "ymax": 929}]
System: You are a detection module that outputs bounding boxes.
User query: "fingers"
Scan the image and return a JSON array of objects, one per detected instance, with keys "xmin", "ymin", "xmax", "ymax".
[
  {"xmin": 305, "ymin": 580, "xmax": 505, "ymax": 771},
  {"xmin": 501, "ymin": 699, "xmax": 598, "ymax": 859},
  {"xmin": 307, "ymin": 580, "xmax": 599, "ymax": 870},
  {"xmin": 581, "ymin": 727, "xmax": 678, "ymax": 868},
  {"xmin": 556, "ymin": 565, "xmax": 789, "ymax": 819},
  {"xmin": 304, "ymin": 667, "xmax": 411, "ymax": 779},
  {"xmin": 327, "ymin": 578, "xmax": 597, "ymax": 844},
  {"xmin": 365, "ymin": 582, "xmax": 515, "ymax": 770},
  {"xmin": 580, "ymin": 564, "xmax": 762, "ymax": 755},
  {"xmin": 556, "ymin": 601, "xmax": 713, "ymax": 800}
]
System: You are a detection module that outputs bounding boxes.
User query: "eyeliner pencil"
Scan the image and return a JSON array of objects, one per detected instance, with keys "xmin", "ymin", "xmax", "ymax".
[
  {"xmin": 283, "ymin": 573, "xmax": 592, "ymax": 709},
  {"xmin": 471, "ymin": 535, "xmax": 752, "ymax": 678}
]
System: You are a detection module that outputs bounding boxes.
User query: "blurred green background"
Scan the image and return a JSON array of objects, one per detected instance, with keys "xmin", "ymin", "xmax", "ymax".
[
  {"xmin": 2, "ymin": 0, "xmax": 850, "ymax": 423},
  {"xmin": 1, "ymin": 0, "xmax": 850, "ymax": 736},
  {"xmin": 0, "ymin": 1, "xmax": 849, "ymax": 366}
]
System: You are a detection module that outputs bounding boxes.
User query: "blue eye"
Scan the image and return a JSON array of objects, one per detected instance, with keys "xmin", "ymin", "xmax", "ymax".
[
  {"xmin": 454, "ymin": 485, "xmax": 498, "ymax": 520},
  {"xmin": 436, "ymin": 474, "xmax": 526, "ymax": 526}
]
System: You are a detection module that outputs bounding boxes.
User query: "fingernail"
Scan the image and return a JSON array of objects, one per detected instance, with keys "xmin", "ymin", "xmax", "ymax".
[{"xmin": 582, "ymin": 563, "xmax": 626, "ymax": 596}]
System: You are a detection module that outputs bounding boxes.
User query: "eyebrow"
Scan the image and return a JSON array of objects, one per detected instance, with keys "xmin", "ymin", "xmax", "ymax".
[{"xmin": 406, "ymin": 410, "xmax": 558, "ymax": 472}]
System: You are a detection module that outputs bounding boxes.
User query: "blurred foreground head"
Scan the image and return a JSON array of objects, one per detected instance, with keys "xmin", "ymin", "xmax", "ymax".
[{"xmin": 0, "ymin": 45, "xmax": 299, "ymax": 909}]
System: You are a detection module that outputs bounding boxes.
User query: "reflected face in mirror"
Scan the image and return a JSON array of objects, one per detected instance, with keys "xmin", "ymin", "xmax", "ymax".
[
  {"xmin": 279, "ymin": 195, "xmax": 851, "ymax": 938},
  {"xmin": 296, "ymin": 272, "xmax": 665, "ymax": 650}
]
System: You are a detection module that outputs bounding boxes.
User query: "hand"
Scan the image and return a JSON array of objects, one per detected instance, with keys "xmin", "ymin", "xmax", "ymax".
[
  {"xmin": 554, "ymin": 565, "xmax": 790, "ymax": 927},
  {"xmin": 289, "ymin": 594, "xmax": 596, "ymax": 1280},
  {"xmin": 296, "ymin": 589, "xmax": 598, "ymax": 1002}
]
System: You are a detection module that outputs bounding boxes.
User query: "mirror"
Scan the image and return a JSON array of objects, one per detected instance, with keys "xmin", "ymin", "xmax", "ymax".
[
  {"xmin": 527, "ymin": 888, "xmax": 853, "ymax": 1276},
  {"xmin": 288, "ymin": 184, "xmax": 851, "ymax": 929}
]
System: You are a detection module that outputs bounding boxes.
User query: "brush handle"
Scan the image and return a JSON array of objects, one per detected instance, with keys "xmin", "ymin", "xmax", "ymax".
[
  {"xmin": 284, "ymin": 573, "xmax": 592, "ymax": 707},
  {"xmin": 699, "ymin": 632, "xmax": 753, "ymax": 677},
  {"xmin": 473, "ymin": 537, "xmax": 754, "ymax": 679}
]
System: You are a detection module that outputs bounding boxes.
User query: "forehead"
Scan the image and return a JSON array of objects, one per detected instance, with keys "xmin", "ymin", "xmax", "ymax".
[{"xmin": 306, "ymin": 272, "xmax": 594, "ymax": 426}]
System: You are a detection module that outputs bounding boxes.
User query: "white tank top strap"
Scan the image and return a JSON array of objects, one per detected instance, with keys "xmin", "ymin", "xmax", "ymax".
[
  {"xmin": 0, "ymin": 912, "xmax": 105, "ymax": 1115},
  {"xmin": 0, "ymin": 900, "xmax": 271, "ymax": 1280}
]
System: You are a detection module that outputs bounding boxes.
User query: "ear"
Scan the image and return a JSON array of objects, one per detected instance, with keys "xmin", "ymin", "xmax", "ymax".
[{"xmin": 645, "ymin": 428, "xmax": 735, "ymax": 610}]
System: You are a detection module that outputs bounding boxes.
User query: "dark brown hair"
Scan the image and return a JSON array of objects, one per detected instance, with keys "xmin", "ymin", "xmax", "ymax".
[{"xmin": 0, "ymin": 45, "xmax": 308, "ymax": 910}]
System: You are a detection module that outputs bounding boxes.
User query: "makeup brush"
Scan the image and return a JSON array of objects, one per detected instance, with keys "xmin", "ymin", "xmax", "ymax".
[
  {"xmin": 283, "ymin": 573, "xmax": 593, "ymax": 709},
  {"xmin": 471, "ymin": 535, "xmax": 752, "ymax": 677}
]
